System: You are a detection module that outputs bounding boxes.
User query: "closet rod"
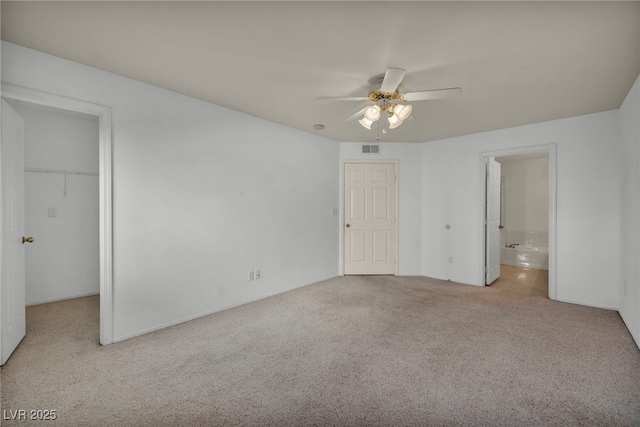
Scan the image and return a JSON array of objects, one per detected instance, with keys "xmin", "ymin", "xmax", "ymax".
[{"xmin": 24, "ymin": 167, "xmax": 98, "ymax": 177}]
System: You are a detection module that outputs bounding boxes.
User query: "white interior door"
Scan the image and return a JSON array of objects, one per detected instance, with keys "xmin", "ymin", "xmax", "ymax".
[
  {"xmin": 1, "ymin": 99, "xmax": 27, "ymax": 365},
  {"xmin": 343, "ymin": 162, "xmax": 397, "ymax": 275},
  {"xmin": 486, "ymin": 157, "xmax": 501, "ymax": 284}
]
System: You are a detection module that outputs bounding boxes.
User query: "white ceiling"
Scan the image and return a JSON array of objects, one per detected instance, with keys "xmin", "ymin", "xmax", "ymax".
[{"xmin": 2, "ymin": 1, "xmax": 639, "ymax": 143}]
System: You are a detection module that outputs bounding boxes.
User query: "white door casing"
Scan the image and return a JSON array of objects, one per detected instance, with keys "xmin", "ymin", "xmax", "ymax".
[
  {"xmin": 1, "ymin": 100, "xmax": 27, "ymax": 365},
  {"xmin": 1, "ymin": 84, "xmax": 113, "ymax": 345},
  {"xmin": 343, "ymin": 161, "xmax": 398, "ymax": 275},
  {"xmin": 485, "ymin": 157, "xmax": 501, "ymax": 284}
]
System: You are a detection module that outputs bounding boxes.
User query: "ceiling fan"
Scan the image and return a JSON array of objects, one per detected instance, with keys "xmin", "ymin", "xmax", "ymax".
[{"xmin": 316, "ymin": 67, "xmax": 461, "ymax": 130}]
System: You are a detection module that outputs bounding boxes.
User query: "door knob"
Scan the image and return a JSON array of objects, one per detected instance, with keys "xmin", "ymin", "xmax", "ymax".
[
  {"xmin": 345, "ymin": 224, "xmax": 351, "ymax": 228},
  {"xmin": 22, "ymin": 236, "xmax": 34, "ymax": 244}
]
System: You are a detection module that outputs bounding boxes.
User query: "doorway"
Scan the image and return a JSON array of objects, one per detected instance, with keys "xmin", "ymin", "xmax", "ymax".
[
  {"xmin": 480, "ymin": 145, "xmax": 556, "ymax": 299},
  {"xmin": 341, "ymin": 160, "xmax": 398, "ymax": 275},
  {"xmin": 7, "ymin": 99, "xmax": 100, "ymax": 308},
  {"xmin": 1, "ymin": 84, "xmax": 113, "ymax": 358}
]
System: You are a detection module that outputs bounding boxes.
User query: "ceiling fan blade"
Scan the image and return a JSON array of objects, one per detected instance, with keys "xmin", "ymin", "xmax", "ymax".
[
  {"xmin": 402, "ymin": 87, "xmax": 462, "ymax": 101},
  {"xmin": 316, "ymin": 96, "xmax": 368, "ymax": 101},
  {"xmin": 344, "ymin": 107, "xmax": 367, "ymax": 122},
  {"xmin": 380, "ymin": 68, "xmax": 407, "ymax": 93}
]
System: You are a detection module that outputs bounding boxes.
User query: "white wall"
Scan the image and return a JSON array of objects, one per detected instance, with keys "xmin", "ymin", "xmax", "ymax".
[
  {"xmin": 3, "ymin": 41, "xmax": 637, "ymax": 347},
  {"xmin": 9, "ymin": 102, "xmax": 99, "ymax": 305},
  {"xmin": 339, "ymin": 143, "xmax": 422, "ymax": 275},
  {"xmin": 422, "ymin": 110, "xmax": 621, "ymax": 310},
  {"xmin": 2, "ymin": 42, "xmax": 340, "ymax": 341},
  {"xmin": 496, "ymin": 154, "xmax": 549, "ymax": 247},
  {"xmin": 619, "ymin": 74, "xmax": 640, "ymax": 348}
]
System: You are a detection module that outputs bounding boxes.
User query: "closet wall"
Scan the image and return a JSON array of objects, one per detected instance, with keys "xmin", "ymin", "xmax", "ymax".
[{"xmin": 9, "ymin": 100, "xmax": 100, "ymax": 305}]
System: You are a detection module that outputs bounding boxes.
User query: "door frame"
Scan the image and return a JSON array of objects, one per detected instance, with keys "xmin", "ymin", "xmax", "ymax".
[
  {"xmin": 339, "ymin": 159, "xmax": 399, "ymax": 276},
  {"xmin": 478, "ymin": 143, "xmax": 557, "ymax": 299},
  {"xmin": 1, "ymin": 83, "xmax": 113, "ymax": 345},
  {"xmin": 485, "ymin": 157, "xmax": 501, "ymax": 285}
]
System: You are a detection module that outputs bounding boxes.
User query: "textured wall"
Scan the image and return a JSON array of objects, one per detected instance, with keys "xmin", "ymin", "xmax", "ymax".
[
  {"xmin": 421, "ymin": 110, "xmax": 621, "ymax": 310},
  {"xmin": 2, "ymin": 42, "xmax": 340, "ymax": 341}
]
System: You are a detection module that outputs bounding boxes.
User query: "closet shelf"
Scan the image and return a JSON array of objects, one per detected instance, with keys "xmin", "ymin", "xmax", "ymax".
[
  {"xmin": 24, "ymin": 167, "xmax": 98, "ymax": 177},
  {"xmin": 24, "ymin": 167, "xmax": 98, "ymax": 197}
]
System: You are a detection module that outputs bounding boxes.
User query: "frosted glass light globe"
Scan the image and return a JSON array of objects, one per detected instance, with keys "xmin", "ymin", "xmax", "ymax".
[
  {"xmin": 364, "ymin": 105, "xmax": 381, "ymax": 121},
  {"xmin": 358, "ymin": 117, "xmax": 373, "ymax": 129}
]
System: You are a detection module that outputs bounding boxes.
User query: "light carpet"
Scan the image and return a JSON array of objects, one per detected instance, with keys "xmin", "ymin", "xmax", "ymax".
[{"xmin": 2, "ymin": 275, "xmax": 639, "ymax": 426}]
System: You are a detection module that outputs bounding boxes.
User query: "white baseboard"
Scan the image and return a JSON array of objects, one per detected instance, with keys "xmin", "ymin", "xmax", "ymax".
[
  {"xmin": 619, "ymin": 310, "xmax": 640, "ymax": 351},
  {"xmin": 111, "ymin": 277, "xmax": 334, "ymax": 344},
  {"xmin": 27, "ymin": 291, "xmax": 100, "ymax": 307},
  {"xmin": 554, "ymin": 296, "xmax": 618, "ymax": 311}
]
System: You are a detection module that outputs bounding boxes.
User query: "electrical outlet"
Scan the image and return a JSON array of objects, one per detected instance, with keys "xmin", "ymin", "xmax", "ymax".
[
  {"xmin": 248, "ymin": 271, "xmax": 254, "ymax": 281},
  {"xmin": 449, "ymin": 257, "xmax": 453, "ymax": 263},
  {"xmin": 255, "ymin": 270, "xmax": 261, "ymax": 280}
]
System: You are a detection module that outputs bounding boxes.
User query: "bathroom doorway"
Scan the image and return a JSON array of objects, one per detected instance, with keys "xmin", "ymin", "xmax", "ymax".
[{"xmin": 480, "ymin": 145, "xmax": 556, "ymax": 299}]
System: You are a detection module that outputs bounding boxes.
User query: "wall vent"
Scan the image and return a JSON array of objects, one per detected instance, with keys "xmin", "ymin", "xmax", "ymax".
[{"xmin": 362, "ymin": 144, "xmax": 380, "ymax": 154}]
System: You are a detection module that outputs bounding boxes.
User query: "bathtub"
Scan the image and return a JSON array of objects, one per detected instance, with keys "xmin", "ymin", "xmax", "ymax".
[{"xmin": 500, "ymin": 245, "xmax": 549, "ymax": 270}]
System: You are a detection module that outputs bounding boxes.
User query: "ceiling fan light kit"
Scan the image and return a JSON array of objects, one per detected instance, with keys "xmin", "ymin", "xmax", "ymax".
[
  {"xmin": 358, "ymin": 117, "xmax": 374, "ymax": 130},
  {"xmin": 393, "ymin": 103, "xmax": 412, "ymax": 121},
  {"xmin": 317, "ymin": 67, "xmax": 461, "ymax": 133},
  {"xmin": 364, "ymin": 104, "xmax": 381, "ymax": 121},
  {"xmin": 359, "ymin": 92, "xmax": 412, "ymax": 130},
  {"xmin": 387, "ymin": 112, "xmax": 403, "ymax": 129}
]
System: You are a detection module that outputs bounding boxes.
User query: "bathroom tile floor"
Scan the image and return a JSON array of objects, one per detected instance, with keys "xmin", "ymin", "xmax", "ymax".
[{"xmin": 489, "ymin": 265, "xmax": 548, "ymax": 297}]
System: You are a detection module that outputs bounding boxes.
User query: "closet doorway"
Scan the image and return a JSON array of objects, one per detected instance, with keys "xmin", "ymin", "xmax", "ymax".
[
  {"xmin": 1, "ymin": 85, "xmax": 113, "ymax": 361},
  {"xmin": 6, "ymin": 99, "xmax": 100, "ymax": 306}
]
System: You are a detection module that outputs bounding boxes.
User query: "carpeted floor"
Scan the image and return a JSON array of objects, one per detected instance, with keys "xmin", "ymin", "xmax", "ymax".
[{"xmin": 2, "ymin": 275, "xmax": 639, "ymax": 426}]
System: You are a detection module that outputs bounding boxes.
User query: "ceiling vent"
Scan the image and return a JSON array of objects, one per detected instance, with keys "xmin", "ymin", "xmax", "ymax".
[{"xmin": 362, "ymin": 144, "xmax": 380, "ymax": 154}]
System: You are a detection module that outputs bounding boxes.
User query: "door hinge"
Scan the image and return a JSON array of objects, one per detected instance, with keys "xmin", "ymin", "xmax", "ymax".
[{"xmin": 393, "ymin": 259, "xmax": 397, "ymax": 266}]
